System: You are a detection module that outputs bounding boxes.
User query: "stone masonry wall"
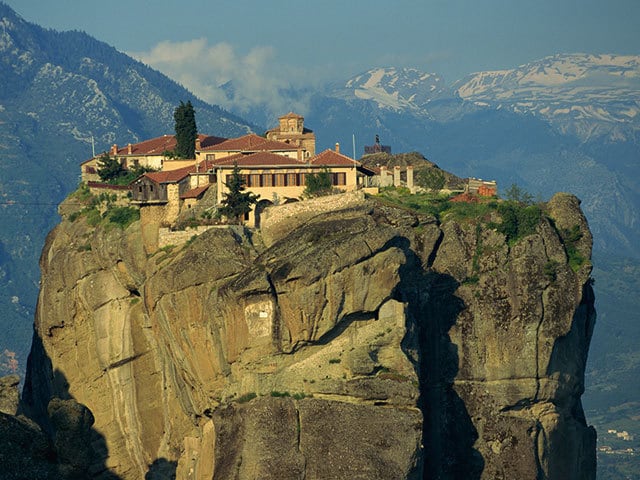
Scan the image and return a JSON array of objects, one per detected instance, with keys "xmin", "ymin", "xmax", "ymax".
[
  {"xmin": 259, "ymin": 191, "xmax": 366, "ymax": 246},
  {"xmin": 158, "ymin": 226, "xmax": 221, "ymax": 248}
]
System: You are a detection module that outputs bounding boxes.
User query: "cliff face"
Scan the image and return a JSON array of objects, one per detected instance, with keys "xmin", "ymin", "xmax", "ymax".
[{"xmin": 22, "ymin": 192, "xmax": 596, "ymax": 479}]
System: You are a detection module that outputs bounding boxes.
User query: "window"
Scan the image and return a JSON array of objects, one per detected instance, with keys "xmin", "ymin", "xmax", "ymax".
[
  {"xmin": 275, "ymin": 174, "xmax": 286, "ymax": 186},
  {"xmin": 332, "ymin": 173, "xmax": 346, "ymax": 186},
  {"xmin": 262, "ymin": 174, "xmax": 274, "ymax": 187},
  {"xmin": 286, "ymin": 173, "xmax": 297, "ymax": 186},
  {"xmin": 249, "ymin": 174, "xmax": 261, "ymax": 187}
]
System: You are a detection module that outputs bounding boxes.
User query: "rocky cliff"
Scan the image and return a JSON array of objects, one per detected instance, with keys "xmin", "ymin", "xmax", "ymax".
[{"xmin": 20, "ymin": 191, "xmax": 596, "ymax": 479}]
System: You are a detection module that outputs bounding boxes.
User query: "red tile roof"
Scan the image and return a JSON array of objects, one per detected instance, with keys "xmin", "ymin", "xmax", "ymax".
[
  {"xmin": 310, "ymin": 149, "xmax": 361, "ymax": 167},
  {"xmin": 212, "ymin": 151, "xmax": 305, "ymax": 167},
  {"xmin": 143, "ymin": 165, "xmax": 194, "ymax": 183},
  {"xmin": 199, "ymin": 135, "xmax": 227, "ymax": 149},
  {"xmin": 199, "ymin": 133, "xmax": 296, "ymax": 152},
  {"xmin": 180, "ymin": 184, "xmax": 210, "ymax": 199},
  {"xmin": 82, "ymin": 134, "xmax": 226, "ymax": 162},
  {"xmin": 116, "ymin": 135, "xmax": 177, "ymax": 156}
]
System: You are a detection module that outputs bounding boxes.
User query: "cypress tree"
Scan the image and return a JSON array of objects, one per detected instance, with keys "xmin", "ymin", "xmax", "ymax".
[
  {"xmin": 219, "ymin": 163, "xmax": 259, "ymax": 224},
  {"xmin": 174, "ymin": 100, "xmax": 197, "ymax": 159}
]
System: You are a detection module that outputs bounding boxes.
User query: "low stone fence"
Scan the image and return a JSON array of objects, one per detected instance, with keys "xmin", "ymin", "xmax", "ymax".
[
  {"xmin": 158, "ymin": 225, "xmax": 218, "ymax": 248},
  {"xmin": 87, "ymin": 181, "xmax": 130, "ymax": 194},
  {"xmin": 87, "ymin": 181, "xmax": 131, "ymax": 205},
  {"xmin": 260, "ymin": 191, "xmax": 366, "ymax": 246}
]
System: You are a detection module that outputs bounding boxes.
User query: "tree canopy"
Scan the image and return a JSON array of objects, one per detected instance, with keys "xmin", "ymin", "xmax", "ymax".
[
  {"xmin": 96, "ymin": 152, "xmax": 125, "ymax": 182},
  {"xmin": 218, "ymin": 164, "xmax": 259, "ymax": 224},
  {"xmin": 174, "ymin": 100, "xmax": 197, "ymax": 159},
  {"xmin": 303, "ymin": 168, "xmax": 333, "ymax": 198},
  {"xmin": 96, "ymin": 153, "xmax": 157, "ymax": 185}
]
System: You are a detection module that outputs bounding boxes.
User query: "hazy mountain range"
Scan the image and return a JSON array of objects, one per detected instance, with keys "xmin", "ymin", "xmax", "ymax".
[
  {"xmin": 246, "ymin": 57, "xmax": 639, "ymax": 478},
  {"xmin": 285, "ymin": 58, "xmax": 640, "ymax": 257},
  {"xmin": 0, "ymin": 2, "xmax": 638, "ymax": 476},
  {"xmin": 0, "ymin": 2, "xmax": 254, "ymax": 374}
]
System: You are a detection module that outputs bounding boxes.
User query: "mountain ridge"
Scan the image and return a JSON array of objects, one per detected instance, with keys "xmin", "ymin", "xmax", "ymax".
[{"xmin": 0, "ymin": 2, "xmax": 256, "ymax": 378}]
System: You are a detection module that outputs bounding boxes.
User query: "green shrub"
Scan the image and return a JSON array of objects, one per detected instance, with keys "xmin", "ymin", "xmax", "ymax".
[
  {"xmin": 462, "ymin": 275, "xmax": 479, "ymax": 285},
  {"xmin": 328, "ymin": 358, "xmax": 341, "ymax": 364},
  {"xmin": 303, "ymin": 168, "xmax": 333, "ymax": 198},
  {"xmin": 292, "ymin": 393, "xmax": 306, "ymax": 400},
  {"xmin": 270, "ymin": 391, "xmax": 290, "ymax": 397},
  {"xmin": 443, "ymin": 201, "xmax": 496, "ymax": 222},
  {"xmin": 496, "ymin": 202, "xmax": 542, "ymax": 244},
  {"xmin": 85, "ymin": 208, "xmax": 102, "ymax": 227},
  {"xmin": 374, "ymin": 189, "xmax": 451, "ymax": 219},
  {"xmin": 105, "ymin": 206, "xmax": 140, "ymax": 229},
  {"xmin": 544, "ymin": 260, "xmax": 560, "ymax": 281},
  {"xmin": 184, "ymin": 235, "xmax": 198, "ymax": 248},
  {"xmin": 559, "ymin": 225, "xmax": 586, "ymax": 272},
  {"xmin": 77, "ymin": 243, "xmax": 92, "ymax": 252},
  {"xmin": 236, "ymin": 392, "xmax": 257, "ymax": 403},
  {"xmin": 73, "ymin": 183, "xmax": 93, "ymax": 202}
]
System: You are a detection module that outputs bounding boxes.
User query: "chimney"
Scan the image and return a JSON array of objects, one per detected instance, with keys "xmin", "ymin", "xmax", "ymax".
[
  {"xmin": 111, "ymin": 144, "xmax": 118, "ymax": 156},
  {"xmin": 127, "ymin": 143, "xmax": 133, "ymax": 154},
  {"xmin": 195, "ymin": 137, "xmax": 201, "ymax": 150},
  {"xmin": 335, "ymin": 142, "xmax": 340, "ymax": 154}
]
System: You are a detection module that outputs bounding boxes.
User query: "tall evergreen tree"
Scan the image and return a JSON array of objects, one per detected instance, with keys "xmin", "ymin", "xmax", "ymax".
[
  {"xmin": 174, "ymin": 100, "xmax": 197, "ymax": 159},
  {"xmin": 219, "ymin": 163, "xmax": 259, "ymax": 224},
  {"xmin": 96, "ymin": 152, "xmax": 124, "ymax": 182}
]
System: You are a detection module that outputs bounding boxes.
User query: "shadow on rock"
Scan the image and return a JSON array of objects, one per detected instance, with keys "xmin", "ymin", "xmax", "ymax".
[
  {"xmin": 395, "ymin": 237, "xmax": 484, "ymax": 479},
  {"xmin": 145, "ymin": 458, "xmax": 177, "ymax": 479},
  {"xmin": 15, "ymin": 332, "xmax": 122, "ymax": 479}
]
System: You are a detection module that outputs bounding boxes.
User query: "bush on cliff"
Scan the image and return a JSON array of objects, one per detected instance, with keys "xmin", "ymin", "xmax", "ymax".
[
  {"xmin": 105, "ymin": 206, "xmax": 140, "ymax": 229},
  {"xmin": 495, "ymin": 202, "xmax": 542, "ymax": 244}
]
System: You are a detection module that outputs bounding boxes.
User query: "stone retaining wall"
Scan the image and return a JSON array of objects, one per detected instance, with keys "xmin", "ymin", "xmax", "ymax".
[
  {"xmin": 158, "ymin": 226, "xmax": 220, "ymax": 248},
  {"xmin": 260, "ymin": 191, "xmax": 366, "ymax": 246}
]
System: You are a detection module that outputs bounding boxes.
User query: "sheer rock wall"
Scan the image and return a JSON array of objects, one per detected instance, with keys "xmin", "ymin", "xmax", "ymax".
[{"xmin": 21, "ymin": 193, "xmax": 596, "ymax": 479}]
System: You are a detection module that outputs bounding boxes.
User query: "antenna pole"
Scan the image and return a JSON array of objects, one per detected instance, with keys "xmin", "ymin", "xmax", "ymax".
[{"xmin": 352, "ymin": 133, "xmax": 356, "ymax": 159}]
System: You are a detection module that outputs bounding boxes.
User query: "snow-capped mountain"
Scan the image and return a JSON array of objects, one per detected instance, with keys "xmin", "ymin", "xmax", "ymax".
[
  {"xmin": 324, "ymin": 55, "xmax": 640, "ymax": 142},
  {"xmin": 454, "ymin": 54, "xmax": 640, "ymax": 141},
  {"xmin": 332, "ymin": 67, "xmax": 449, "ymax": 114}
]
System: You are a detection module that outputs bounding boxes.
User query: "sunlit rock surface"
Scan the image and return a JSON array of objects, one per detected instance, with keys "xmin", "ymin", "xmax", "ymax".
[{"xmin": 21, "ymin": 193, "xmax": 596, "ymax": 479}]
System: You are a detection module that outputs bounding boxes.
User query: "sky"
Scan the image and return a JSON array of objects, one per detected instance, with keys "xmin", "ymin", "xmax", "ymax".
[{"xmin": 4, "ymin": 0, "xmax": 640, "ymax": 112}]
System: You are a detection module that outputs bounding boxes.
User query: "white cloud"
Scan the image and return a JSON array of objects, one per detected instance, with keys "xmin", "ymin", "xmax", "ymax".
[{"xmin": 129, "ymin": 39, "xmax": 318, "ymax": 121}]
